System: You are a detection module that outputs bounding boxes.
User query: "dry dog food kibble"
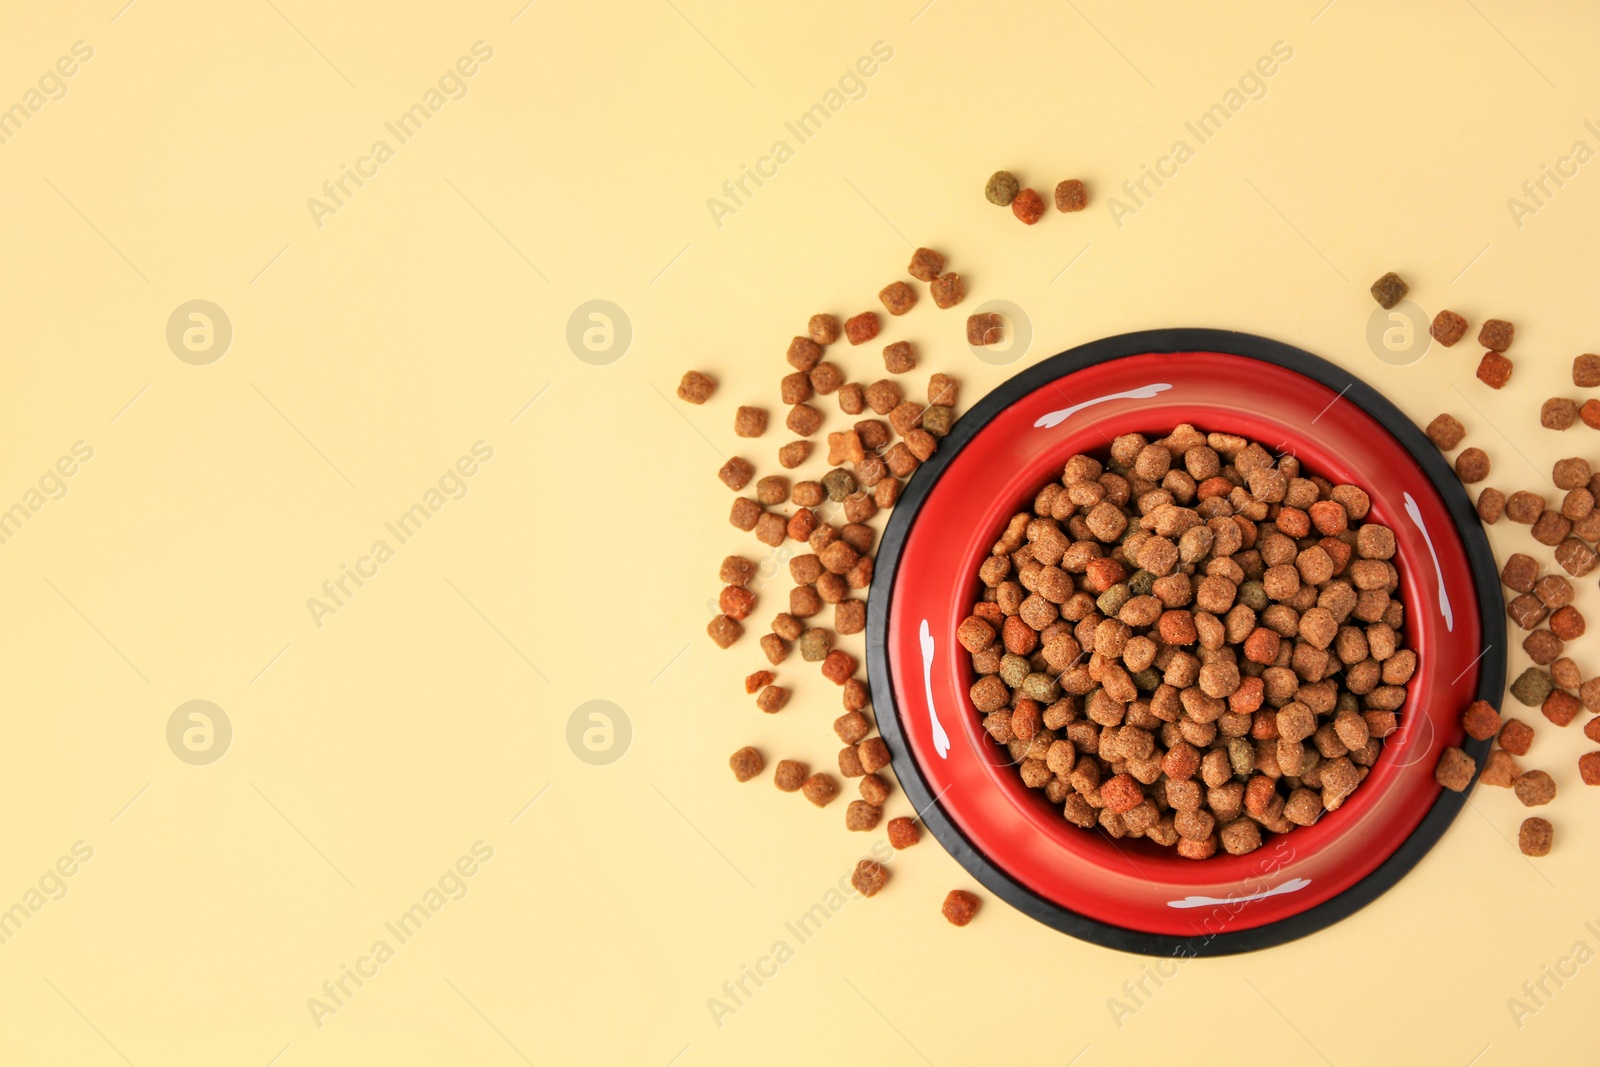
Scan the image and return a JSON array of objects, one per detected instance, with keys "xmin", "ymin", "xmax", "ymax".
[
  {"xmin": 967, "ymin": 313, "xmax": 1003, "ymax": 346},
  {"xmin": 851, "ymin": 859, "xmax": 889, "ymax": 897},
  {"xmin": 719, "ymin": 457, "xmax": 754, "ymax": 491},
  {"xmin": 985, "ymin": 170, "xmax": 1020, "ymax": 206},
  {"xmin": 1435, "ymin": 747, "xmax": 1476, "ymax": 792},
  {"xmin": 678, "ymin": 371, "xmax": 716, "ymax": 404},
  {"xmin": 1520, "ymin": 817, "xmax": 1554, "ymax": 856},
  {"xmin": 730, "ymin": 746, "xmax": 764, "ymax": 782},
  {"xmin": 1012, "ymin": 187, "xmax": 1046, "ymax": 224},
  {"xmin": 1481, "ymin": 749, "xmax": 1521, "ymax": 787},
  {"xmin": 1580, "ymin": 752, "xmax": 1600, "ymax": 785},
  {"xmin": 1554, "ymin": 457, "xmax": 1592, "ymax": 490},
  {"xmin": 801, "ymin": 773, "xmax": 839, "ymax": 808},
  {"xmin": 879, "ymin": 281, "xmax": 917, "ymax": 316},
  {"xmin": 808, "ymin": 314, "xmax": 840, "ymax": 345},
  {"xmin": 1543, "ymin": 399, "xmax": 1579, "ymax": 430},
  {"xmin": 1455, "ymin": 447, "xmax": 1491, "ymax": 483},
  {"xmin": 844, "ymin": 312, "xmax": 880, "ymax": 346},
  {"xmin": 1477, "ymin": 487, "xmax": 1506, "ymax": 524},
  {"xmin": 1426, "ymin": 414, "xmax": 1466, "ymax": 451},
  {"xmin": 1506, "ymin": 494, "xmax": 1545, "ymax": 525},
  {"xmin": 1370, "ymin": 272, "xmax": 1408, "ymax": 309},
  {"xmin": 969, "ymin": 425, "xmax": 1411, "ymax": 857},
  {"xmin": 1477, "ymin": 352, "xmax": 1514, "ymax": 389},
  {"xmin": 1584, "ymin": 400, "xmax": 1600, "ymax": 430},
  {"xmin": 1514, "ymin": 769, "xmax": 1556, "ymax": 806},
  {"xmin": 1055, "ymin": 179, "xmax": 1088, "ymax": 212},
  {"xmin": 930, "ymin": 273, "xmax": 966, "ymax": 309},
  {"xmin": 1500, "ymin": 718, "xmax": 1534, "ymax": 755},
  {"xmin": 941, "ymin": 889, "xmax": 980, "ymax": 926},
  {"xmin": 1431, "ymin": 310, "xmax": 1468, "ymax": 347},
  {"xmin": 735, "ymin": 407, "xmax": 768, "ymax": 438},
  {"xmin": 1575, "ymin": 354, "xmax": 1600, "ymax": 387},
  {"xmin": 1479, "ymin": 319, "xmax": 1515, "ymax": 352},
  {"xmin": 908, "ymin": 247, "xmax": 945, "ymax": 282},
  {"xmin": 1510, "ymin": 668, "xmax": 1554, "ymax": 707},
  {"xmin": 774, "ymin": 760, "xmax": 808, "ymax": 792},
  {"xmin": 883, "ymin": 341, "xmax": 917, "ymax": 374},
  {"xmin": 887, "ymin": 816, "xmax": 920, "ymax": 849},
  {"xmin": 778, "ymin": 441, "xmax": 811, "ymax": 469},
  {"xmin": 707, "ymin": 614, "xmax": 743, "ymax": 648},
  {"xmin": 1462, "ymin": 700, "xmax": 1502, "ymax": 740},
  {"xmin": 845, "ymin": 800, "xmax": 881, "ymax": 831}
]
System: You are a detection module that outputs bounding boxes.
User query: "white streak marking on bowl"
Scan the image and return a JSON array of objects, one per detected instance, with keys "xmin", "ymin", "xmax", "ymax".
[
  {"xmin": 1033, "ymin": 383, "xmax": 1174, "ymax": 429},
  {"xmin": 1166, "ymin": 877, "xmax": 1312, "ymax": 909},
  {"xmin": 1402, "ymin": 491, "xmax": 1453, "ymax": 632},
  {"xmin": 919, "ymin": 619, "xmax": 950, "ymax": 759}
]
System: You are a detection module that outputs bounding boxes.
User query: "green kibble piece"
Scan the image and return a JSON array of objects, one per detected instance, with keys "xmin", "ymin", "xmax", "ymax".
[
  {"xmin": 1509, "ymin": 667, "xmax": 1554, "ymax": 708},
  {"xmin": 1238, "ymin": 580, "xmax": 1269, "ymax": 612},
  {"xmin": 798, "ymin": 628, "xmax": 832, "ymax": 662},
  {"xmin": 1000, "ymin": 653, "xmax": 1031, "ymax": 688},
  {"xmin": 921, "ymin": 404, "xmax": 955, "ymax": 439},
  {"xmin": 985, "ymin": 170, "xmax": 1020, "ymax": 206},
  {"xmin": 822, "ymin": 468, "xmax": 858, "ymax": 502},
  {"xmin": 1022, "ymin": 672, "xmax": 1060, "ymax": 703},
  {"xmin": 1131, "ymin": 668, "xmax": 1162, "ymax": 692},
  {"xmin": 1128, "ymin": 570, "xmax": 1156, "ymax": 597},
  {"xmin": 1097, "ymin": 583, "xmax": 1132, "ymax": 617},
  {"xmin": 1227, "ymin": 736, "xmax": 1255, "ymax": 777}
]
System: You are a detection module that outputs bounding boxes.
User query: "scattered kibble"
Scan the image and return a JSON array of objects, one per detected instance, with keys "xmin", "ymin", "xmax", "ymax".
[
  {"xmin": 1430, "ymin": 310, "xmax": 1468, "ymax": 347},
  {"xmin": 941, "ymin": 889, "xmax": 980, "ymax": 926},
  {"xmin": 984, "ymin": 170, "xmax": 1020, "ymax": 206},
  {"xmin": 1054, "ymin": 179, "xmax": 1088, "ymax": 212},
  {"xmin": 1574, "ymin": 354, "xmax": 1600, "ymax": 388},
  {"xmin": 735, "ymin": 406, "xmax": 768, "ymax": 438},
  {"xmin": 1462, "ymin": 700, "xmax": 1502, "ymax": 740},
  {"xmin": 1519, "ymin": 817, "xmax": 1553, "ymax": 856},
  {"xmin": 1425, "ymin": 413, "xmax": 1466, "ymax": 451},
  {"xmin": 678, "ymin": 370, "xmax": 716, "ymax": 404},
  {"xmin": 801, "ymin": 773, "xmax": 839, "ymax": 808},
  {"xmin": 730, "ymin": 746, "xmax": 764, "ymax": 782},
  {"xmin": 908, "ymin": 247, "xmax": 945, "ymax": 282},
  {"xmin": 1011, "ymin": 188, "xmax": 1046, "ymax": 224},
  {"xmin": 1542, "ymin": 398, "xmax": 1578, "ymax": 430},
  {"xmin": 879, "ymin": 281, "xmax": 917, "ymax": 316},
  {"xmin": 1499, "ymin": 718, "xmax": 1534, "ymax": 756},
  {"xmin": 967, "ymin": 313, "xmax": 1003, "ymax": 346},
  {"xmin": 1454, "ymin": 447, "xmax": 1490, "ymax": 483},
  {"xmin": 1370, "ymin": 272, "xmax": 1408, "ymax": 309},
  {"xmin": 1477, "ymin": 487, "xmax": 1505, "ymax": 524},
  {"xmin": 1513, "ymin": 769, "xmax": 1556, "ymax": 807},
  {"xmin": 851, "ymin": 859, "xmax": 889, "ymax": 897},
  {"xmin": 774, "ymin": 760, "xmax": 808, "ymax": 792},
  {"xmin": 930, "ymin": 273, "xmax": 966, "ymax": 309},
  {"xmin": 1479, "ymin": 319, "xmax": 1515, "ymax": 352},
  {"xmin": 844, "ymin": 312, "xmax": 880, "ymax": 346},
  {"xmin": 883, "ymin": 341, "xmax": 917, "ymax": 374},
  {"xmin": 1477, "ymin": 351, "xmax": 1514, "ymax": 389},
  {"xmin": 1435, "ymin": 747, "xmax": 1476, "ymax": 792}
]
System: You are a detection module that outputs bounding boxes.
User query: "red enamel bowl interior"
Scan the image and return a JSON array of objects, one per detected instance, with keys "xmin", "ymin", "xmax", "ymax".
[{"xmin": 887, "ymin": 350, "xmax": 1482, "ymax": 937}]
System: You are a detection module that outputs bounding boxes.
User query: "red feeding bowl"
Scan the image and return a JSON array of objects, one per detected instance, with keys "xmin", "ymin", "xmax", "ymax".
[{"xmin": 867, "ymin": 330, "xmax": 1503, "ymax": 955}]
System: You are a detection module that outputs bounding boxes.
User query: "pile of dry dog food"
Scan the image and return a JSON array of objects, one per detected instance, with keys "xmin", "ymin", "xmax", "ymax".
[
  {"xmin": 686, "ymin": 240, "xmax": 989, "ymax": 925},
  {"xmin": 963, "ymin": 429, "xmax": 1411, "ymax": 857},
  {"xmin": 1379, "ymin": 270, "xmax": 1600, "ymax": 858}
]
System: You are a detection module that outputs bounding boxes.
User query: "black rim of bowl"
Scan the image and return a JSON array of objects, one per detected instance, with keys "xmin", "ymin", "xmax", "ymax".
[{"xmin": 866, "ymin": 328, "xmax": 1505, "ymax": 957}]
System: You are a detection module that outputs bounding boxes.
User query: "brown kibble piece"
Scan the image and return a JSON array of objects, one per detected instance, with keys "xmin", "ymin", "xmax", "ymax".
[
  {"xmin": 1012, "ymin": 187, "xmax": 1045, "ymax": 224},
  {"xmin": 967, "ymin": 313, "xmax": 1003, "ymax": 346},
  {"xmin": 734, "ymin": 406, "xmax": 768, "ymax": 438},
  {"xmin": 678, "ymin": 371, "xmax": 716, "ymax": 404},
  {"xmin": 1054, "ymin": 179, "xmax": 1088, "ymax": 212},
  {"xmin": 787, "ymin": 336, "xmax": 822, "ymax": 371},
  {"xmin": 857, "ymin": 736, "xmax": 890, "ymax": 773},
  {"xmin": 774, "ymin": 760, "xmax": 808, "ymax": 792},
  {"xmin": 801, "ymin": 773, "xmax": 839, "ymax": 808},
  {"xmin": 1580, "ymin": 752, "xmax": 1600, "ymax": 785},
  {"xmin": 1462, "ymin": 700, "xmax": 1501, "ymax": 740},
  {"xmin": 844, "ymin": 312, "xmax": 880, "ymax": 346},
  {"xmin": 1554, "ymin": 457, "xmax": 1593, "ymax": 490},
  {"xmin": 1519, "ymin": 817, "xmax": 1553, "ymax": 856},
  {"xmin": 887, "ymin": 816, "xmax": 920, "ymax": 850},
  {"xmin": 928, "ymin": 372, "xmax": 959, "ymax": 408},
  {"xmin": 851, "ymin": 859, "xmax": 889, "ymax": 897},
  {"xmin": 1425, "ymin": 414, "xmax": 1465, "ymax": 451},
  {"xmin": 1584, "ymin": 400, "xmax": 1600, "ymax": 430},
  {"xmin": 859, "ymin": 773, "xmax": 890, "ymax": 805},
  {"xmin": 1481, "ymin": 749, "xmax": 1521, "ymax": 787},
  {"xmin": 1431, "ymin": 310, "xmax": 1467, "ymax": 347},
  {"xmin": 756, "ymin": 686, "xmax": 790, "ymax": 713},
  {"xmin": 1499, "ymin": 718, "xmax": 1534, "ymax": 756},
  {"xmin": 1543, "ymin": 399, "xmax": 1579, "ymax": 430},
  {"xmin": 1454, "ymin": 447, "xmax": 1490, "ymax": 483},
  {"xmin": 941, "ymin": 889, "xmax": 980, "ymax": 926},
  {"xmin": 1574, "ymin": 354, "xmax": 1600, "ymax": 387},
  {"xmin": 707, "ymin": 614, "xmax": 743, "ymax": 648},
  {"xmin": 883, "ymin": 341, "xmax": 917, "ymax": 374},
  {"xmin": 879, "ymin": 281, "xmax": 917, "ymax": 316},
  {"xmin": 730, "ymin": 746, "xmax": 764, "ymax": 782},
  {"xmin": 1479, "ymin": 319, "xmax": 1514, "ymax": 352},
  {"xmin": 808, "ymin": 315, "xmax": 840, "ymax": 345},
  {"xmin": 1513, "ymin": 769, "xmax": 1556, "ymax": 807},
  {"xmin": 719, "ymin": 457, "xmax": 754, "ymax": 491},
  {"xmin": 930, "ymin": 272, "xmax": 966, "ymax": 309},
  {"xmin": 1477, "ymin": 487, "xmax": 1505, "ymax": 524},
  {"xmin": 1543, "ymin": 689, "xmax": 1581, "ymax": 727},
  {"xmin": 908, "ymin": 247, "xmax": 945, "ymax": 282},
  {"xmin": 1476, "ymin": 351, "xmax": 1513, "ymax": 389},
  {"xmin": 1434, "ymin": 747, "xmax": 1476, "ymax": 791},
  {"xmin": 845, "ymin": 800, "xmax": 882, "ymax": 831},
  {"xmin": 778, "ymin": 441, "xmax": 811, "ymax": 469},
  {"xmin": 1506, "ymin": 493, "xmax": 1545, "ymax": 525}
]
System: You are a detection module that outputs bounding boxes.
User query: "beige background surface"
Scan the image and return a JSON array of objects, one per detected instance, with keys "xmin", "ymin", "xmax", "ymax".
[{"xmin": 2, "ymin": 0, "xmax": 1598, "ymax": 1063}]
